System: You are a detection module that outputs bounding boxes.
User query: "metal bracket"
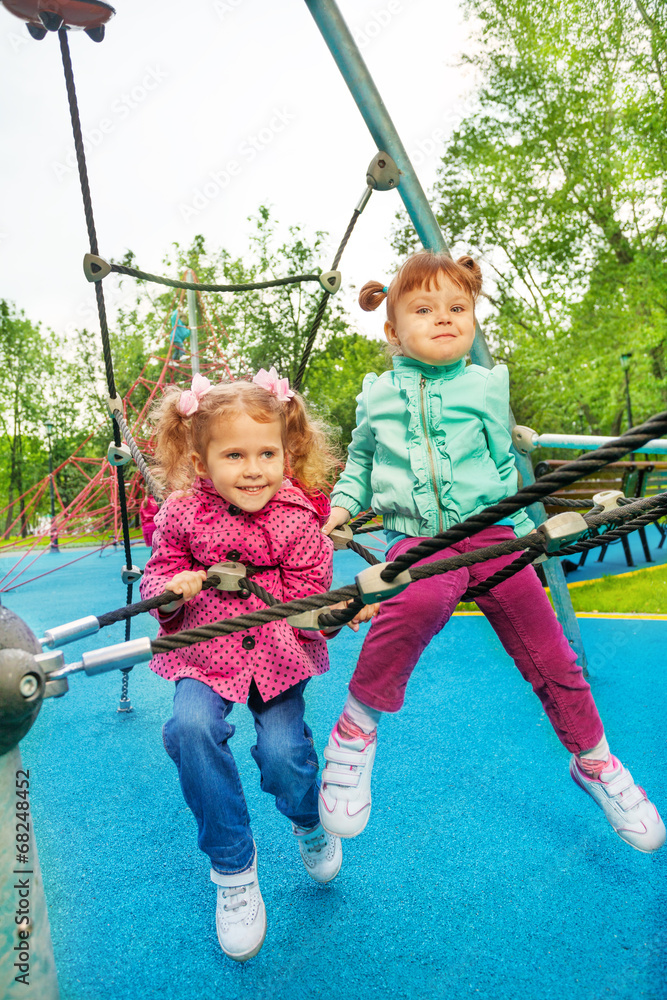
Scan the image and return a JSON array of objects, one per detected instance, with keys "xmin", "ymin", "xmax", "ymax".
[
  {"xmin": 536, "ymin": 512, "xmax": 589, "ymax": 553},
  {"xmin": 319, "ymin": 270, "xmax": 342, "ymax": 294},
  {"xmin": 329, "ymin": 524, "xmax": 353, "ymax": 551},
  {"xmin": 121, "ymin": 565, "xmax": 143, "ymax": 585},
  {"xmin": 108, "ymin": 442, "xmax": 132, "ymax": 466},
  {"xmin": 34, "ymin": 649, "xmax": 69, "ymax": 699},
  {"xmin": 366, "ymin": 151, "xmax": 400, "ymax": 191},
  {"xmin": 106, "ymin": 394, "xmax": 123, "ymax": 416},
  {"xmin": 512, "ymin": 425, "xmax": 538, "ymax": 456},
  {"xmin": 355, "ymin": 562, "xmax": 412, "ymax": 604},
  {"xmin": 83, "ymin": 253, "xmax": 112, "ymax": 282},
  {"xmin": 287, "ymin": 607, "xmax": 339, "ymax": 633},
  {"xmin": 207, "ymin": 562, "xmax": 247, "ymax": 592},
  {"xmin": 592, "ymin": 490, "xmax": 625, "ymax": 512}
]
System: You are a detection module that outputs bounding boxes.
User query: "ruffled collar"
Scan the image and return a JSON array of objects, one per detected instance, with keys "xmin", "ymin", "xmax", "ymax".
[{"xmin": 392, "ymin": 355, "xmax": 466, "ymax": 380}]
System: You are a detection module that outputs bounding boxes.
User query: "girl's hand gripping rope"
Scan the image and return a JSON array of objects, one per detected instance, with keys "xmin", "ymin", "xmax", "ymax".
[
  {"xmin": 160, "ymin": 570, "xmax": 207, "ymax": 615},
  {"xmin": 322, "ymin": 506, "xmax": 351, "ymax": 536}
]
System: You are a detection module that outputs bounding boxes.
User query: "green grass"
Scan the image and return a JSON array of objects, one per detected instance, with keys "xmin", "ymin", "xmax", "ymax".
[{"xmin": 457, "ymin": 563, "xmax": 667, "ymax": 615}]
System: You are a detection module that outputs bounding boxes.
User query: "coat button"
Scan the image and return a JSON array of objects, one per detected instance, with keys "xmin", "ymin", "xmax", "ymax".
[
  {"xmin": 242, "ymin": 636, "xmax": 255, "ymax": 650},
  {"xmin": 227, "ymin": 549, "xmax": 241, "ymax": 560},
  {"xmin": 228, "ymin": 505, "xmax": 242, "ymax": 516},
  {"xmin": 238, "ymin": 589, "xmax": 250, "ymax": 600}
]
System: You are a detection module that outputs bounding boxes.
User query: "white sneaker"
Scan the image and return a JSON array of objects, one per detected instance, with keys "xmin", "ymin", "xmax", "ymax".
[
  {"xmin": 293, "ymin": 822, "xmax": 342, "ymax": 883},
  {"xmin": 570, "ymin": 755, "xmax": 666, "ymax": 853},
  {"xmin": 210, "ymin": 846, "xmax": 266, "ymax": 962},
  {"xmin": 318, "ymin": 721, "xmax": 377, "ymax": 838}
]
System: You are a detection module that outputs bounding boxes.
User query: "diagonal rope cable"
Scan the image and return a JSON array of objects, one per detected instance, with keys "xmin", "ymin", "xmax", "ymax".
[
  {"xmin": 293, "ymin": 206, "xmax": 365, "ymax": 392},
  {"xmin": 112, "ymin": 409, "xmax": 164, "ymax": 502}
]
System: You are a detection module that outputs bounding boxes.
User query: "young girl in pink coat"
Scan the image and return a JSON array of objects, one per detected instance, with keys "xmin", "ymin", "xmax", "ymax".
[{"xmin": 140, "ymin": 370, "xmax": 348, "ymax": 963}]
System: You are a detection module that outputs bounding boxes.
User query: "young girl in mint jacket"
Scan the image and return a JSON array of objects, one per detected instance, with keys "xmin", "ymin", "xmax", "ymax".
[{"xmin": 318, "ymin": 250, "xmax": 664, "ymax": 855}]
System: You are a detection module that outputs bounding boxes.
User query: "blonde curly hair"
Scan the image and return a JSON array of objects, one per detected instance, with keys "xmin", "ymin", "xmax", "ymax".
[{"xmin": 150, "ymin": 379, "xmax": 339, "ymax": 495}]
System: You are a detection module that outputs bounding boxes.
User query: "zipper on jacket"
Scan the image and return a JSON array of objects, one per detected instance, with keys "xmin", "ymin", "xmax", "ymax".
[{"xmin": 419, "ymin": 375, "xmax": 445, "ymax": 533}]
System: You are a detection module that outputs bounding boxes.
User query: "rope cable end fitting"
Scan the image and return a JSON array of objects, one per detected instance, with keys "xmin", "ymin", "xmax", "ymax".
[
  {"xmin": 207, "ymin": 562, "xmax": 246, "ymax": 592},
  {"xmin": 48, "ymin": 636, "xmax": 153, "ymax": 682},
  {"xmin": 39, "ymin": 615, "xmax": 100, "ymax": 650},
  {"xmin": 318, "ymin": 270, "xmax": 342, "ymax": 294},
  {"xmin": 536, "ymin": 512, "xmax": 589, "ymax": 553},
  {"xmin": 121, "ymin": 565, "xmax": 143, "ymax": 585},
  {"xmin": 511, "ymin": 425, "xmax": 539, "ymax": 456},
  {"xmin": 83, "ymin": 253, "xmax": 111, "ymax": 282},
  {"xmin": 108, "ymin": 442, "xmax": 132, "ymax": 466},
  {"xmin": 355, "ymin": 562, "xmax": 412, "ymax": 604},
  {"xmin": 366, "ymin": 151, "xmax": 400, "ymax": 192}
]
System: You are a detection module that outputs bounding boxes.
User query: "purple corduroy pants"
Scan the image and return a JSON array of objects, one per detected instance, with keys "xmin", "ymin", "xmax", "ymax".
[{"xmin": 349, "ymin": 526, "xmax": 604, "ymax": 754}]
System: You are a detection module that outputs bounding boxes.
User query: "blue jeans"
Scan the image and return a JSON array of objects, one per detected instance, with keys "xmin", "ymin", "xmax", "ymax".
[{"xmin": 162, "ymin": 677, "xmax": 320, "ymax": 873}]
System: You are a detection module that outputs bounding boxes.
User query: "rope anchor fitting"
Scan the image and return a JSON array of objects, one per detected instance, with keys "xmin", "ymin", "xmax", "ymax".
[
  {"xmin": 121, "ymin": 565, "xmax": 143, "ymax": 585},
  {"xmin": 107, "ymin": 442, "xmax": 132, "ymax": 466},
  {"xmin": 536, "ymin": 512, "xmax": 589, "ymax": 553}
]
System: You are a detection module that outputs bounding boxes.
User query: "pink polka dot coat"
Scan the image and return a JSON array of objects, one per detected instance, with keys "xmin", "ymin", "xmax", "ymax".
[{"xmin": 139, "ymin": 477, "xmax": 334, "ymax": 703}]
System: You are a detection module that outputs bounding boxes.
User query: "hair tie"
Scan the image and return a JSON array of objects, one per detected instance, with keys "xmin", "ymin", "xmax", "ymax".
[
  {"xmin": 382, "ymin": 286, "xmax": 388, "ymax": 294},
  {"xmin": 252, "ymin": 366, "xmax": 295, "ymax": 403},
  {"xmin": 177, "ymin": 373, "xmax": 212, "ymax": 416}
]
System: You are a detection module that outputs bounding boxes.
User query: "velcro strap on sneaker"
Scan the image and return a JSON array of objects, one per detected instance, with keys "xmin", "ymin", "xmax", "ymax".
[
  {"xmin": 321, "ymin": 767, "xmax": 360, "ymax": 788},
  {"xmin": 323, "ymin": 745, "xmax": 368, "ymax": 766},
  {"xmin": 603, "ymin": 769, "xmax": 645, "ymax": 809},
  {"xmin": 210, "ymin": 867, "xmax": 256, "ymax": 888}
]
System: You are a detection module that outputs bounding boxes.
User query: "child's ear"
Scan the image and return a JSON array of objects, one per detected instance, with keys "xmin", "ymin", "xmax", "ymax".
[
  {"xmin": 192, "ymin": 452, "xmax": 208, "ymax": 478},
  {"xmin": 384, "ymin": 319, "xmax": 400, "ymax": 346}
]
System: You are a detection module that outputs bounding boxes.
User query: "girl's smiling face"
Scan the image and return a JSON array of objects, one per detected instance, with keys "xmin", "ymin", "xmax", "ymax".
[
  {"xmin": 384, "ymin": 274, "xmax": 476, "ymax": 366},
  {"xmin": 193, "ymin": 411, "xmax": 285, "ymax": 512}
]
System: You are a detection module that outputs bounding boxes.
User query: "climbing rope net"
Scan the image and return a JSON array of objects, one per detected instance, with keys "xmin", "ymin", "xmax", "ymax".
[{"xmin": 4, "ymin": 9, "xmax": 667, "ymax": 714}]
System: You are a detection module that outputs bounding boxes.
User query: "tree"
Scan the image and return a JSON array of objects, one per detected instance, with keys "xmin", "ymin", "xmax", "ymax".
[{"xmin": 395, "ymin": 0, "xmax": 667, "ymax": 435}]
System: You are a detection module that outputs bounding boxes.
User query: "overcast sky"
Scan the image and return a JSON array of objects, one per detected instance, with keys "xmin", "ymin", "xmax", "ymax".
[{"xmin": 0, "ymin": 0, "xmax": 479, "ymax": 347}]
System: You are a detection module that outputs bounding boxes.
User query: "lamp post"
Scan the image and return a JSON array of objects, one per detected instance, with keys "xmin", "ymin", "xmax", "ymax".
[
  {"xmin": 620, "ymin": 353, "xmax": 634, "ymax": 429},
  {"xmin": 45, "ymin": 420, "xmax": 58, "ymax": 552}
]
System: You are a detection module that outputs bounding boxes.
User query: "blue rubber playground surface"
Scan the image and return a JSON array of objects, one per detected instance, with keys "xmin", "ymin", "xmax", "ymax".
[{"xmin": 2, "ymin": 541, "xmax": 666, "ymax": 1000}]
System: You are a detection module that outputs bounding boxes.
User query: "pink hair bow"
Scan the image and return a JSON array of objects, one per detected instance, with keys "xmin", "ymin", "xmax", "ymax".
[
  {"xmin": 252, "ymin": 366, "xmax": 295, "ymax": 402},
  {"xmin": 177, "ymin": 373, "xmax": 212, "ymax": 416}
]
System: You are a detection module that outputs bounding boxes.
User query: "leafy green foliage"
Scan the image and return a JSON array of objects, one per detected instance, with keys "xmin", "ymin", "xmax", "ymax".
[{"xmin": 395, "ymin": 0, "xmax": 667, "ymax": 435}]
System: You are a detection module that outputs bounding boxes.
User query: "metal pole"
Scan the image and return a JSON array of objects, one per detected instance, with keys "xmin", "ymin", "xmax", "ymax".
[
  {"xmin": 303, "ymin": 0, "xmax": 586, "ymax": 667},
  {"xmin": 186, "ymin": 270, "xmax": 200, "ymax": 376},
  {"xmin": 1, "ymin": 746, "xmax": 60, "ymax": 1000}
]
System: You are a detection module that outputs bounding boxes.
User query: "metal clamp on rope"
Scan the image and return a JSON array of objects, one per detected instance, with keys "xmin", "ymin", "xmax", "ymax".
[
  {"xmin": 355, "ymin": 562, "xmax": 412, "ymax": 604},
  {"xmin": 106, "ymin": 393, "xmax": 123, "ymax": 416},
  {"xmin": 83, "ymin": 253, "xmax": 112, "ymax": 282},
  {"xmin": 592, "ymin": 490, "xmax": 625, "ymax": 512},
  {"xmin": 48, "ymin": 636, "xmax": 153, "ymax": 681},
  {"xmin": 286, "ymin": 607, "xmax": 340, "ymax": 634},
  {"xmin": 511, "ymin": 425, "xmax": 538, "ymax": 456},
  {"xmin": 318, "ymin": 270, "xmax": 342, "ymax": 294},
  {"xmin": 536, "ymin": 512, "xmax": 589, "ymax": 553},
  {"xmin": 366, "ymin": 151, "xmax": 400, "ymax": 191},
  {"xmin": 121, "ymin": 565, "xmax": 143, "ymax": 585},
  {"xmin": 207, "ymin": 562, "xmax": 246, "ymax": 592},
  {"xmin": 108, "ymin": 442, "xmax": 132, "ymax": 466},
  {"xmin": 40, "ymin": 615, "xmax": 100, "ymax": 650},
  {"xmin": 329, "ymin": 524, "xmax": 353, "ymax": 550}
]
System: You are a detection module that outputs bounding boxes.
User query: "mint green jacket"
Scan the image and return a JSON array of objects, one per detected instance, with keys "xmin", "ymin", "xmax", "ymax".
[{"xmin": 331, "ymin": 355, "xmax": 534, "ymax": 539}]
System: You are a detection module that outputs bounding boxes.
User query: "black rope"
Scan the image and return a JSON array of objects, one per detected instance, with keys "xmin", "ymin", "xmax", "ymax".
[
  {"xmin": 110, "ymin": 263, "xmax": 321, "ymax": 293},
  {"xmin": 350, "ymin": 510, "xmax": 380, "ymax": 531},
  {"xmin": 381, "ymin": 411, "xmax": 667, "ymax": 582},
  {"xmin": 293, "ymin": 207, "xmax": 364, "ymax": 392},
  {"xmin": 458, "ymin": 550, "xmax": 537, "ymax": 602},
  {"xmin": 112, "ymin": 410, "xmax": 164, "ymax": 502}
]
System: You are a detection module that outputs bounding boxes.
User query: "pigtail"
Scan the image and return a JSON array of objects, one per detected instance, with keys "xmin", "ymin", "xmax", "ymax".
[
  {"xmin": 150, "ymin": 389, "xmax": 197, "ymax": 494},
  {"xmin": 283, "ymin": 394, "xmax": 340, "ymax": 493},
  {"xmin": 456, "ymin": 255, "xmax": 483, "ymax": 298},
  {"xmin": 358, "ymin": 280, "xmax": 388, "ymax": 312}
]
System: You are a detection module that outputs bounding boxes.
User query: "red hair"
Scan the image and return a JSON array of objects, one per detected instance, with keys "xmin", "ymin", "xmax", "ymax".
[{"xmin": 359, "ymin": 251, "xmax": 482, "ymax": 324}]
